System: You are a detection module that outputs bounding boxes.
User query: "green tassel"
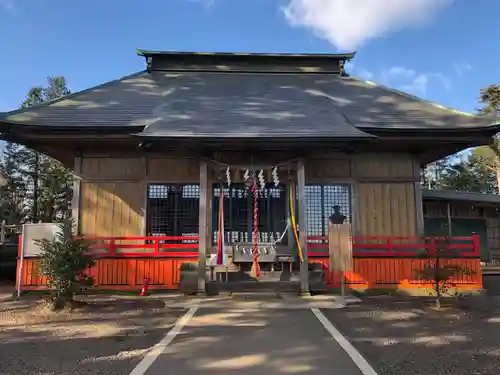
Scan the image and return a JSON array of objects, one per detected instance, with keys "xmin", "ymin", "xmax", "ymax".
[{"xmin": 287, "ymin": 184, "xmax": 298, "ymax": 261}]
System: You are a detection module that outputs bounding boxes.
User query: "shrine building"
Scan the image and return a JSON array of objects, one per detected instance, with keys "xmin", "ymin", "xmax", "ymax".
[{"xmin": 1, "ymin": 50, "xmax": 498, "ymax": 294}]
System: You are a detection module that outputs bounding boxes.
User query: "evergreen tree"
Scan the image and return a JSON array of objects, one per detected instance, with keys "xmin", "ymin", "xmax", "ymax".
[
  {"xmin": 479, "ymin": 85, "xmax": 500, "ymax": 115},
  {"xmin": 421, "ymin": 84, "xmax": 500, "ymax": 194},
  {"xmin": 421, "ymin": 157, "xmax": 449, "ymax": 190},
  {"xmin": 0, "ymin": 76, "xmax": 73, "ymax": 224},
  {"xmin": 37, "ymin": 159, "xmax": 73, "ymax": 222},
  {"xmin": 438, "ymin": 153, "xmax": 497, "ymax": 194},
  {"xmin": 477, "ymin": 84, "xmax": 500, "ymax": 192},
  {"xmin": 0, "ymin": 143, "xmax": 28, "ymax": 224}
]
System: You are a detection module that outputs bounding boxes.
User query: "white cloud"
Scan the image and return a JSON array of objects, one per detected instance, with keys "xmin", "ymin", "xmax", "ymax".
[
  {"xmin": 400, "ymin": 75, "xmax": 429, "ymax": 95},
  {"xmin": 382, "ymin": 66, "xmax": 418, "ymax": 81},
  {"xmin": 452, "ymin": 62, "xmax": 472, "ymax": 77},
  {"xmin": 359, "ymin": 69, "xmax": 374, "ymax": 81},
  {"xmin": 382, "ymin": 66, "xmax": 431, "ymax": 95},
  {"xmin": 432, "ymin": 73, "xmax": 452, "ymax": 91},
  {"xmin": 355, "ymin": 66, "xmax": 451, "ymax": 96},
  {"xmin": 188, "ymin": 0, "xmax": 215, "ymax": 8},
  {"xmin": 282, "ymin": 0, "xmax": 453, "ymax": 50},
  {"xmin": 0, "ymin": 0, "xmax": 14, "ymax": 11}
]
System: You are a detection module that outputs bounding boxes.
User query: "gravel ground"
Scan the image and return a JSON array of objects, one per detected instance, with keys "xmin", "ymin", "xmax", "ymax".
[
  {"xmin": 0, "ymin": 295, "xmax": 187, "ymax": 375},
  {"xmin": 322, "ymin": 296, "xmax": 500, "ymax": 375}
]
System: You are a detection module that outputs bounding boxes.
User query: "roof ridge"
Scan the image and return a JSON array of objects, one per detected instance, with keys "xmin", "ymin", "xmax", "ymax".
[
  {"xmin": 348, "ymin": 75, "xmax": 498, "ymax": 122},
  {"xmin": 136, "ymin": 49, "xmax": 357, "ymax": 59},
  {"xmin": 0, "ymin": 71, "xmax": 147, "ymax": 119},
  {"xmin": 152, "ymin": 71, "xmax": 343, "ymax": 76}
]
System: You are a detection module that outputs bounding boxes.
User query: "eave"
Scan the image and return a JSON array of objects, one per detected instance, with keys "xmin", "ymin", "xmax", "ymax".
[
  {"xmin": 365, "ymin": 125, "xmax": 500, "ymax": 138},
  {"xmin": 0, "ymin": 122, "xmax": 145, "ymax": 136},
  {"xmin": 422, "ymin": 190, "xmax": 500, "ymax": 205}
]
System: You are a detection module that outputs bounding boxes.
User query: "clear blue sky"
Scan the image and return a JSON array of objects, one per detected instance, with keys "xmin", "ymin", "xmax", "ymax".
[{"xmin": 0, "ymin": 0, "xmax": 499, "ymax": 113}]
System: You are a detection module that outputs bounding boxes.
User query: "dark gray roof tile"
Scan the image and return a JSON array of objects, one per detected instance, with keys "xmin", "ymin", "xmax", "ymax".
[{"xmin": 0, "ymin": 71, "xmax": 497, "ymax": 137}]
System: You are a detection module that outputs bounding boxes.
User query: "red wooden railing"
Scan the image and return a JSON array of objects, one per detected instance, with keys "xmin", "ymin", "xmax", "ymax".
[
  {"xmin": 307, "ymin": 234, "xmax": 481, "ymax": 258},
  {"xmin": 76, "ymin": 233, "xmax": 480, "ymax": 259},
  {"xmin": 83, "ymin": 236, "xmax": 199, "ymax": 258}
]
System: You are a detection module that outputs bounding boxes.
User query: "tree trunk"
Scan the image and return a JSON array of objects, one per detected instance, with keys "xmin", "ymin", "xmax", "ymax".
[{"xmin": 33, "ymin": 152, "xmax": 39, "ymax": 222}]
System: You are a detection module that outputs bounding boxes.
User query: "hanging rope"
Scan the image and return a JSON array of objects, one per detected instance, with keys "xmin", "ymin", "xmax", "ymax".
[
  {"xmin": 208, "ymin": 157, "xmax": 299, "ymax": 169},
  {"xmin": 273, "ymin": 220, "xmax": 289, "ymax": 245},
  {"xmin": 288, "ymin": 184, "xmax": 304, "ymax": 263},
  {"xmin": 252, "ymin": 179, "xmax": 260, "ymax": 277},
  {"xmin": 216, "ymin": 185, "xmax": 225, "ymax": 265}
]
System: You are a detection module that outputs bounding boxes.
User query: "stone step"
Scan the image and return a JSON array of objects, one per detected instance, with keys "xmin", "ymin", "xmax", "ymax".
[
  {"xmin": 207, "ymin": 280, "xmax": 302, "ymax": 294},
  {"xmin": 215, "ymin": 270, "xmax": 301, "ymax": 283},
  {"xmin": 231, "ymin": 292, "xmax": 284, "ymax": 300}
]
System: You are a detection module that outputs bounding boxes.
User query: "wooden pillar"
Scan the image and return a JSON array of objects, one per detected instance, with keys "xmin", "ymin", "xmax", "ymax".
[
  {"xmin": 414, "ymin": 160, "xmax": 424, "ymax": 235},
  {"xmin": 197, "ymin": 160, "xmax": 209, "ymax": 294},
  {"xmin": 297, "ymin": 160, "xmax": 309, "ymax": 294},
  {"xmin": 139, "ymin": 156, "xmax": 148, "ymax": 236},
  {"xmin": 71, "ymin": 156, "xmax": 82, "ymax": 234}
]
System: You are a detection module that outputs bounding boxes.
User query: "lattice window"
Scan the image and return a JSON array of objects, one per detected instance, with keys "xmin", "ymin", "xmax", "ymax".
[
  {"xmin": 212, "ymin": 183, "xmax": 288, "ymax": 245},
  {"xmin": 305, "ymin": 183, "xmax": 352, "ymax": 238},
  {"xmin": 146, "ymin": 184, "xmax": 199, "ymax": 242}
]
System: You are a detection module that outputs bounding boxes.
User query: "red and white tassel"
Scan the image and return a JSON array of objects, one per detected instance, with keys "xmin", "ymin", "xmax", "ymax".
[{"xmin": 252, "ymin": 180, "xmax": 260, "ymax": 277}]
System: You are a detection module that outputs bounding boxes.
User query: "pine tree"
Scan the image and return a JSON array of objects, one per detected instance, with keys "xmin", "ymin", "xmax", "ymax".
[
  {"xmin": 37, "ymin": 159, "xmax": 73, "ymax": 222},
  {"xmin": 421, "ymin": 157, "xmax": 449, "ymax": 190},
  {"xmin": 438, "ymin": 153, "xmax": 497, "ymax": 194},
  {"xmin": 477, "ymin": 84, "xmax": 500, "ymax": 192},
  {"xmin": 0, "ymin": 143, "xmax": 29, "ymax": 224},
  {"xmin": 1, "ymin": 76, "xmax": 73, "ymax": 223}
]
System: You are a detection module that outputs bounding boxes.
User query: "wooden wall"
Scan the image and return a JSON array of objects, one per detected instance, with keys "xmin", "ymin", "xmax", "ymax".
[
  {"xmin": 79, "ymin": 182, "xmax": 143, "ymax": 237},
  {"xmin": 356, "ymin": 183, "xmax": 417, "ymax": 236},
  {"xmin": 77, "ymin": 155, "xmax": 199, "ymax": 237},
  {"xmin": 306, "ymin": 153, "xmax": 419, "ymax": 237},
  {"xmin": 75, "ymin": 151, "xmax": 420, "ymax": 239},
  {"xmin": 487, "ymin": 218, "xmax": 500, "ymax": 259}
]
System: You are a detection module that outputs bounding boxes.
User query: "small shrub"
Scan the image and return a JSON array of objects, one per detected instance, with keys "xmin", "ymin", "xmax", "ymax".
[
  {"xmin": 415, "ymin": 235, "xmax": 474, "ymax": 309},
  {"xmin": 35, "ymin": 219, "xmax": 95, "ymax": 310}
]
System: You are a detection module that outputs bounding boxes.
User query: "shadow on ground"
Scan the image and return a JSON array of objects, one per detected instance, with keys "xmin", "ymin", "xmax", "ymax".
[
  {"xmin": 1, "ymin": 298, "xmax": 359, "ymax": 375},
  {"xmin": 139, "ymin": 307, "xmax": 362, "ymax": 375},
  {"xmin": 0, "ymin": 297, "xmax": 186, "ymax": 375},
  {"xmin": 483, "ymin": 275, "xmax": 500, "ymax": 296},
  {"xmin": 322, "ymin": 296, "xmax": 500, "ymax": 375}
]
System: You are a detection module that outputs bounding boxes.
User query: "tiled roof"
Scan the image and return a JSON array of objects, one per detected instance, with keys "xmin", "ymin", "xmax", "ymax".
[{"xmin": 0, "ymin": 70, "xmax": 497, "ymax": 138}]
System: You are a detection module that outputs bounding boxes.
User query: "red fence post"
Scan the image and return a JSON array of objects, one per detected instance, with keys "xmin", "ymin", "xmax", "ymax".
[
  {"xmin": 154, "ymin": 238, "xmax": 160, "ymax": 255},
  {"xmin": 109, "ymin": 239, "xmax": 116, "ymax": 256},
  {"xmin": 16, "ymin": 234, "xmax": 23, "ymax": 295},
  {"xmin": 427, "ymin": 237, "xmax": 437, "ymax": 257},
  {"xmin": 472, "ymin": 233, "xmax": 480, "ymax": 257},
  {"xmin": 387, "ymin": 237, "xmax": 393, "ymax": 254}
]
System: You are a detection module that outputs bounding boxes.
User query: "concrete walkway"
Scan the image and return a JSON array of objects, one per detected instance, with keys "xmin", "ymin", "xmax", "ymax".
[
  {"xmin": 154, "ymin": 293, "xmax": 361, "ymax": 309},
  {"xmin": 0, "ymin": 293, "xmax": 12, "ymax": 302},
  {"xmin": 129, "ymin": 307, "xmax": 376, "ymax": 375},
  {"xmin": 83, "ymin": 293, "xmax": 361, "ymax": 310},
  {"xmin": 0, "ymin": 285, "xmax": 14, "ymax": 302}
]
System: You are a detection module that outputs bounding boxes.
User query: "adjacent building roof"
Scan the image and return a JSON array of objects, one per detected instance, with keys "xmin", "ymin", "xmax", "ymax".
[
  {"xmin": 422, "ymin": 189, "xmax": 500, "ymax": 205},
  {"xmin": 0, "ymin": 50, "xmax": 498, "ymax": 139}
]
